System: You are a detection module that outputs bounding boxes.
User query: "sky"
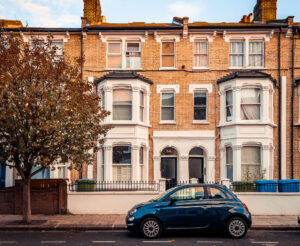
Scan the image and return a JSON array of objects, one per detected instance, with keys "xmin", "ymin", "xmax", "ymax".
[{"xmin": 0, "ymin": 0, "xmax": 299, "ymax": 28}]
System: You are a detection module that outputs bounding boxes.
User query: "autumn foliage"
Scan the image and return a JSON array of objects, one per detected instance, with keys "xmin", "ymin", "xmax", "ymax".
[{"xmin": 0, "ymin": 32, "xmax": 110, "ymax": 223}]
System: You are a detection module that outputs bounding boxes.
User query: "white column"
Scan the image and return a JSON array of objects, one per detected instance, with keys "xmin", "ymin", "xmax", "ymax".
[
  {"xmin": 178, "ymin": 156, "xmax": 189, "ymax": 182},
  {"xmin": 233, "ymin": 145, "xmax": 242, "ymax": 181},
  {"xmin": 234, "ymin": 87, "xmax": 241, "ymax": 122},
  {"xmin": 105, "ymin": 86, "xmax": 113, "ymax": 122},
  {"xmin": 132, "ymin": 86, "xmax": 139, "ymax": 123},
  {"xmin": 206, "ymin": 156, "xmax": 216, "ymax": 182},
  {"xmin": 104, "ymin": 146, "xmax": 113, "ymax": 181},
  {"xmin": 260, "ymin": 145, "xmax": 270, "ymax": 180},
  {"xmin": 5, "ymin": 166, "xmax": 13, "ymax": 187},
  {"xmin": 153, "ymin": 156, "xmax": 161, "ymax": 182},
  {"xmin": 262, "ymin": 86, "xmax": 270, "ymax": 123},
  {"xmin": 132, "ymin": 145, "xmax": 139, "ymax": 181},
  {"xmin": 146, "ymin": 91, "xmax": 150, "ymax": 125},
  {"xmin": 219, "ymin": 146, "xmax": 226, "ymax": 180},
  {"xmin": 96, "ymin": 148, "xmax": 103, "ymax": 181},
  {"xmin": 87, "ymin": 149, "xmax": 94, "ymax": 179},
  {"xmin": 281, "ymin": 76, "xmax": 287, "ymax": 179}
]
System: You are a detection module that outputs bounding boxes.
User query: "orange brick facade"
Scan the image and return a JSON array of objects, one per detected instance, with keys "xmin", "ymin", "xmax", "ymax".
[{"xmin": 2, "ymin": 0, "xmax": 300, "ymax": 185}]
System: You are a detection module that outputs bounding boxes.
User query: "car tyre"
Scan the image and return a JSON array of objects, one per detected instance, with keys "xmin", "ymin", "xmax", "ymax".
[
  {"xmin": 140, "ymin": 217, "xmax": 162, "ymax": 239},
  {"xmin": 226, "ymin": 217, "xmax": 248, "ymax": 239}
]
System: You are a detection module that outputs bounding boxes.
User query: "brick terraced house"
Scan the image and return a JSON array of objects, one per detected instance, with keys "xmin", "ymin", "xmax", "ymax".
[{"xmin": 1, "ymin": 0, "xmax": 300, "ymax": 187}]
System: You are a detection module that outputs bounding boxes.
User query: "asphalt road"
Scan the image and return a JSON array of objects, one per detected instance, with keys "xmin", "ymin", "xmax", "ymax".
[{"xmin": 0, "ymin": 230, "xmax": 299, "ymax": 246}]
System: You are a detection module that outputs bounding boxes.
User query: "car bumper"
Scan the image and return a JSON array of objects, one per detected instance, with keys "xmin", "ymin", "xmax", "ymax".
[{"xmin": 126, "ymin": 215, "xmax": 139, "ymax": 232}]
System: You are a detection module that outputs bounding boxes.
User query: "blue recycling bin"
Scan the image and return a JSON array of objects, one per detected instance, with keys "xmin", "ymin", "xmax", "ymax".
[
  {"xmin": 255, "ymin": 180, "xmax": 277, "ymax": 192},
  {"xmin": 278, "ymin": 179, "xmax": 300, "ymax": 192}
]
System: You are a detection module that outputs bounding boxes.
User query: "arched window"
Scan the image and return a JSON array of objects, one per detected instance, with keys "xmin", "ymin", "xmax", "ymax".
[
  {"xmin": 189, "ymin": 147, "xmax": 204, "ymax": 156},
  {"xmin": 161, "ymin": 147, "xmax": 177, "ymax": 156},
  {"xmin": 226, "ymin": 147, "xmax": 233, "ymax": 182}
]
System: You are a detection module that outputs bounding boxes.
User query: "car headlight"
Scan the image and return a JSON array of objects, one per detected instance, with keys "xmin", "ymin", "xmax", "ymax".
[{"xmin": 129, "ymin": 208, "xmax": 137, "ymax": 217}]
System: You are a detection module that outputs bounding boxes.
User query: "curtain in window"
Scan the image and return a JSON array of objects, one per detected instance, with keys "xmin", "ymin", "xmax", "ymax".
[
  {"xmin": 161, "ymin": 93, "xmax": 174, "ymax": 120},
  {"xmin": 226, "ymin": 91, "xmax": 233, "ymax": 121},
  {"xmin": 113, "ymin": 89, "xmax": 132, "ymax": 120},
  {"xmin": 241, "ymin": 88, "xmax": 261, "ymax": 120},
  {"xmin": 108, "ymin": 43, "xmax": 122, "ymax": 68},
  {"xmin": 241, "ymin": 146, "xmax": 261, "ymax": 182},
  {"xmin": 194, "ymin": 42, "xmax": 208, "ymax": 67},
  {"xmin": 249, "ymin": 41, "xmax": 264, "ymax": 67},
  {"xmin": 230, "ymin": 42, "xmax": 244, "ymax": 67}
]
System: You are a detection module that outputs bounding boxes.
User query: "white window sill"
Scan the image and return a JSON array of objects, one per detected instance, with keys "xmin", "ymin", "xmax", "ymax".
[
  {"xmin": 159, "ymin": 67, "xmax": 178, "ymax": 71},
  {"xmin": 110, "ymin": 121, "xmax": 151, "ymax": 127},
  {"xmin": 217, "ymin": 122, "xmax": 277, "ymax": 128},
  {"xmin": 105, "ymin": 68, "xmax": 142, "ymax": 71},
  {"xmin": 229, "ymin": 67, "xmax": 266, "ymax": 70},
  {"xmin": 192, "ymin": 67, "xmax": 209, "ymax": 70},
  {"xmin": 193, "ymin": 120, "xmax": 210, "ymax": 125},
  {"xmin": 159, "ymin": 121, "xmax": 176, "ymax": 125}
]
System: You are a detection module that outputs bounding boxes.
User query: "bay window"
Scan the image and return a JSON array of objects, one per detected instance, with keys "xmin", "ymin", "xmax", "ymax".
[
  {"xmin": 113, "ymin": 89, "xmax": 132, "ymax": 120},
  {"xmin": 139, "ymin": 91, "xmax": 145, "ymax": 122},
  {"xmin": 241, "ymin": 88, "xmax": 261, "ymax": 120},
  {"xmin": 161, "ymin": 41, "xmax": 175, "ymax": 68},
  {"xmin": 194, "ymin": 41, "xmax": 208, "ymax": 68},
  {"xmin": 226, "ymin": 90, "xmax": 233, "ymax": 122},
  {"xmin": 161, "ymin": 92, "xmax": 175, "ymax": 121},
  {"xmin": 113, "ymin": 146, "xmax": 132, "ymax": 181},
  {"xmin": 241, "ymin": 146, "xmax": 261, "ymax": 182},
  {"xmin": 226, "ymin": 147, "xmax": 233, "ymax": 182},
  {"xmin": 140, "ymin": 147, "xmax": 144, "ymax": 181}
]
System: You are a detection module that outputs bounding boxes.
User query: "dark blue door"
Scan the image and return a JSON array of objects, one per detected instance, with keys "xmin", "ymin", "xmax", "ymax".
[{"xmin": 0, "ymin": 161, "xmax": 6, "ymax": 188}]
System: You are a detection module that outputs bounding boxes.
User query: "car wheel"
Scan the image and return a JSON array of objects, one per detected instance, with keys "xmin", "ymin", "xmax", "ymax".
[
  {"xmin": 226, "ymin": 217, "xmax": 248, "ymax": 239},
  {"xmin": 140, "ymin": 217, "xmax": 162, "ymax": 238}
]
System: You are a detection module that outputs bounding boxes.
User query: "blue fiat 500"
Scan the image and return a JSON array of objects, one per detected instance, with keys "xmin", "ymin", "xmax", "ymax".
[{"xmin": 126, "ymin": 184, "xmax": 251, "ymax": 239}]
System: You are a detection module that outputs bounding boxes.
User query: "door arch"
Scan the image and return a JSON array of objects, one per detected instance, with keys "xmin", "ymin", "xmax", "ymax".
[
  {"xmin": 189, "ymin": 147, "xmax": 205, "ymax": 183},
  {"xmin": 161, "ymin": 147, "xmax": 178, "ymax": 185}
]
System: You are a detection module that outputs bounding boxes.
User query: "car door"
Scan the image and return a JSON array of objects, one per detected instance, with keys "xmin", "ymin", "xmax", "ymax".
[
  {"xmin": 157, "ymin": 186, "xmax": 210, "ymax": 229},
  {"xmin": 205, "ymin": 186, "xmax": 235, "ymax": 226}
]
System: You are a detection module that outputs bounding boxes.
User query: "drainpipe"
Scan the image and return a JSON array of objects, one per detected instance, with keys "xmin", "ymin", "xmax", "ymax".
[
  {"xmin": 290, "ymin": 30, "xmax": 295, "ymax": 179},
  {"xmin": 278, "ymin": 28, "xmax": 282, "ymax": 180}
]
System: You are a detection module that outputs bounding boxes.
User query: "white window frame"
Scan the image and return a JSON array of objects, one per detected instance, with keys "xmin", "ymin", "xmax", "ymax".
[
  {"xmin": 106, "ymin": 39, "xmax": 141, "ymax": 70},
  {"xmin": 240, "ymin": 87, "xmax": 262, "ymax": 121},
  {"xmin": 160, "ymin": 40, "xmax": 176, "ymax": 69},
  {"xmin": 193, "ymin": 39, "xmax": 209, "ymax": 69},
  {"xmin": 229, "ymin": 39, "xmax": 245, "ymax": 68},
  {"xmin": 229, "ymin": 38, "xmax": 265, "ymax": 69},
  {"xmin": 225, "ymin": 146, "xmax": 233, "ymax": 182},
  {"xmin": 241, "ymin": 145, "xmax": 262, "ymax": 182},
  {"xmin": 112, "ymin": 87, "xmax": 133, "ymax": 121},
  {"xmin": 139, "ymin": 90, "xmax": 145, "ymax": 123},
  {"xmin": 112, "ymin": 145, "xmax": 132, "ymax": 181},
  {"xmin": 193, "ymin": 90, "xmax": 208, "ymax": 122},
  {"xmin": 226, "ymin": 90, "xmax": 233, "ymax": 122},
  {"xmin": 160, "ymin": 91, "xmax": 176, "ymax": 124}
]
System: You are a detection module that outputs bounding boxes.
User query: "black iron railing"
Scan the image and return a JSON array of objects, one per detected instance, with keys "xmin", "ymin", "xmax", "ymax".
[{"xmin": 69, "ymin": 181, "xmax": 159, "ymax": 192}]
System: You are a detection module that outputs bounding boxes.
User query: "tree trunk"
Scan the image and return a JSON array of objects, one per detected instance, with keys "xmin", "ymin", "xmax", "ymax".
[{"xmin": 22, "ymin": 179, "xmax": 32, "ymax": 224}]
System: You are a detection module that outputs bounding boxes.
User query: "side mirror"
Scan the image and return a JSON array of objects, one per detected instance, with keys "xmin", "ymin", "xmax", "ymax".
[{"xmin": 169, "ymin": 197, "xmax": 177, "ymax": 206}]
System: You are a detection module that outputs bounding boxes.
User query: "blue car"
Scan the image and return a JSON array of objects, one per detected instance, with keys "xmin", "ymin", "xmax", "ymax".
[{"xmin": 126, "ymin": 184, "xmax": 251, "ymax": 239}]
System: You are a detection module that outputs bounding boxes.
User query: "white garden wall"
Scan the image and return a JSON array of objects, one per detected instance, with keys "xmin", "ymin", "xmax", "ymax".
[{"xmin": 68, "ymin": 191, "xmax": 300, "ymax": 215}]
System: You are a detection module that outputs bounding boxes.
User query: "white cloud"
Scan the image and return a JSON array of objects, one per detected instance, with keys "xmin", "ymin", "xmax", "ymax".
[{"xmin": 168, "ymin": 0, "xmax": 205, "ymax": 19}]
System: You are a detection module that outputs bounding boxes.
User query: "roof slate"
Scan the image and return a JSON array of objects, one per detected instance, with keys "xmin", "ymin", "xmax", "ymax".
[
  {"xmin": 217, "ymin": 71, "xmax": 277, "ymax": 84},
  {"xmin": 96, "ymin": 71, "xmax": 154, "ymax": 85}
]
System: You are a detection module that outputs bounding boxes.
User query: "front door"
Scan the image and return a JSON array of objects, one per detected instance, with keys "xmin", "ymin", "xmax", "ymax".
[
  {"xmin": 0, "ymin": 161, "xmax": 6, "ymax": 188},
  {"xmin": 189, "ymin": 157, "xmax": 204, "ymax": 183},
  {"xmin": 161, "ymin": 157, "xmax": 177, "ymax": 189}
]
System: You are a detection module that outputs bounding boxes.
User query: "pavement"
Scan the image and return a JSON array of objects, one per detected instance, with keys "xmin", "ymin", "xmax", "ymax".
[{"xmin": 0, "ymin": 214, "xmax": 299, "ymax": 231}]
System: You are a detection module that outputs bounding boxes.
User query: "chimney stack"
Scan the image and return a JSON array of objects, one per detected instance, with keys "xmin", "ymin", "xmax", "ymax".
[
  {"xmin": 82, "ymin": 0, "xmax": 105, "ymax": 26},
  {"xmin": 253, "ymin": 0, "xmax": 277, "ymax": 23}
]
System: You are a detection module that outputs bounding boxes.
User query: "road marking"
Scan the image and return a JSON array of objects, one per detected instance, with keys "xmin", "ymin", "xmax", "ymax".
[
  {"xmin": 143, "ymin": 241, "xmax": 172, "ymax": 243},
  {"xmin": 92, "ymin": 241, "xmax": 116, "ymax": 244},
  {"xmin": 197, "ymin": 241, "xmax": 223, "ymax": 244},
  {"xmin": 0, "ymin": 242, "xmax": 17, "ymax": 245},
  {"xmin": 251, "ymin": 242, "xmax": 279, "ymax": 245},
  {"xmin": 41, "ymin": 241, "xmax": 66, "ymax": 244}
]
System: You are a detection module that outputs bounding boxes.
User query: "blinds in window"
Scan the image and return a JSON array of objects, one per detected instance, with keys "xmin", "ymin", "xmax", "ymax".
[{"xmin": 113, "ymin": 166, "xmax": 132, "ymax": 181}]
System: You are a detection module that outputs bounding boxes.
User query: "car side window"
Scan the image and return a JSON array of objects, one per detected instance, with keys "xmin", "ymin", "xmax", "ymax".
[
  {"xmin": 168, "ymin": 186, "xmax": 205, "ymax": 201},
  {"xmin": 207, "ymin": 187, "xmax": 227, "ymax": 199}
]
